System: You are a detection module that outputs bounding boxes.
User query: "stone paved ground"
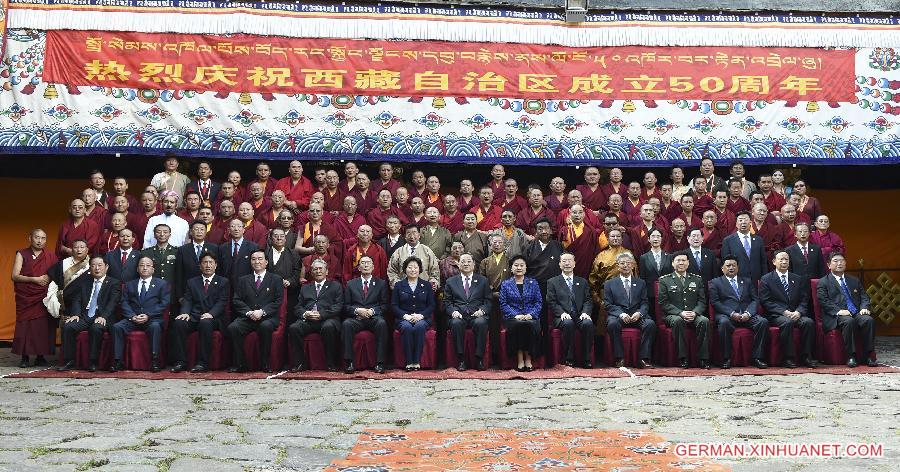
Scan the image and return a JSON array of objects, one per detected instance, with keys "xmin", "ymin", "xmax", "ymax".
[{"xmin": 1, "ymin": 338, "xmax": 898, "ymax": 472}]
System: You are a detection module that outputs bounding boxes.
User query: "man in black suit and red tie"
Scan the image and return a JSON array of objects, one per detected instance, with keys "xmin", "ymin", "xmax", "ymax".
[
  {"xmin": 174, "ymin": 220, "xmax": 218, "ymax": 306},
  {"xmin": 709, "ymin": 256, "xmax": 768, "ymax": 369},
  {"xmin": 444, "ymin": 253, "xmax": 493, "ymax": 371},
  {"xmin": 289, "ymin": 259, "xmax": 345, "ymax": 372},
  {"xmin": 759, "ymin": 250, "xmax": 817, "ymax": 368},
  {"xmin": 218, "ymin": 219, "xmax": 259, "ymax": 286},
  {"xmin": 227, "ymin": 250, "xmax": 284, "ymax": 373},
  {"xmin": 816, "ymin": 252, "xmax": 876, "ymax": 368},
  {"xmin": 786, "ymin": 222, "xmax": 826, "ymax": 284},
  {"xmin": 170, "ymin": 252, "xmax": 229, "ymax": 373},
  {"xmin": 341, "ymin": 255, "xmax": 389, "ymax": 374},
  {"xmin": 103, "ymin": 228, "xmax": 140, "ymax": 284}
]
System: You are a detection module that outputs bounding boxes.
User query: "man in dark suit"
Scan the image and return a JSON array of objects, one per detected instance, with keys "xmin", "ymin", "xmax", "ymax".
[
  {"xmin": 658, "ymin": 253, "xmax": 710, "ymax": 369},
  {"xmin": 228, "ymin": 250, "xmax": 284, "ymax": 373},
  {"xmin": 112, "ymin": 256, "xmax": 171, "ymax": 372},
  {"xmin": 378, "ymin": 215, "xmax": 405, "ymax": 262},
  {"xmin": 342, "ymin": 255, "xmax": 389, "ymax": 374},
  {"xmin": 219, "ymin": 219, "xmax": 259, "ymax": 286},
  {"xmin": 547, "ymin": 253, "xmax": 596, "ymax": 368},
  {"xmin": 58, "ymin": 257, "xmax": 121, "ymax": 372},
  {"xmin": 759, "ymin": 250, "xmax": 817, "ymax": 368},
  {"xmin": 786, "ymin": 222, "xmax": 826, "ymax": 284},
  {"xmin": 289, "ymin": 259, "xmax": 344, "ymax": 372},
  {"xmin": 709, "ymin": 256, "xmax": 768, "ymax": 369},
  {"xmin": 104, "ymin": 228, "xmax": 140, "ymax": 283},
  {"xmin": 265, "ymin": 228, "xmax": 301, "ymax": 321},
  {"xmin": 174, "ymin": 220, "xmax": 218, "ymax": 305},
  {"xmin": 696, "ymin": 157, "xmax": 728, "ymax": 196},
  {"xmin": 602, "ymin": 252, "xmax": 656, "ymax": 368},
  {"xmin": 816, "ymin": 252, "xmax": 876, "ymax": 367},
  {"xmin": 680, "ymin": 228, "xmax": 718, "ymax": 288},
  {"xmin": 170, "ymin": 252, "xmax": 229, "ymax": 373},
  {"xmin": 524, "ymin": 217, "xmax": 563, "ymax": 293},
  {"xmin": 721, "ymin": 211, "xmax": 767, "ymax": 282},
  {"xmin": 185, "ymin": 160, "xmax": 221, "ymax": 209},
  {"xmin": 445, "ymin": 253, "xmax": 492, "ymax": 371}
]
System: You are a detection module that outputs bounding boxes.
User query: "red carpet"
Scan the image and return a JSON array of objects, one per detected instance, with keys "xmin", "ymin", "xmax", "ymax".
[
  {"xmin": 4, "ymin": 363, "xmax": 896, "ymax": 380},
  {"xmin": 326, "ymin": 428, "xmax": 730, "ymax": 471}
]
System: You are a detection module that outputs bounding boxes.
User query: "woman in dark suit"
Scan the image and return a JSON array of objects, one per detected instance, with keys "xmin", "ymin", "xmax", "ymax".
[
  {"xmin": 391, "ymin": 256, "xmax": 435, "ymax": 371},
  {"xmin": 499, "ymin": 255, "xmax": 542, "ymax": 371}
]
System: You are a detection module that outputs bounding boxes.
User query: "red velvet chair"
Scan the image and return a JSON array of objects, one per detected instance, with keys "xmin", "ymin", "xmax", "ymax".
[
  {"xmin": 186, "ymin": 330, "xmax": 229, "ymax": 370},
  {"xmin": 653, "ymin": 282, "xmax": 701, "ymax": 367},
  {"xmin": 445, "ymin": 330, "xmax": 492, "ymax": 369},
  {"xmin": 392, "ymin": 329, "xmax": 438, "ymax": 369},
  {"xmin": 601, "ymin": 328, "xmax": 643, "ymax": 367},
  {"xmin": 549, "ymin": 328, "xmax": 598, "ymax": 366},
  {"xmin": 74, "ymin": 331, "xmax": 113, "ymax": 370},
  {"xmin": 498, "ymin": 329, "xmax": 546, "ymax": 370},
  {"xmin": 707, "ymin": 297, "xmax": 755, "ymax": 367},
  {"xmin": 290, "ymin": 330, "xmax": 381, "ymax": 371},
  {"xmin": 124, "ymin": 309, "xmax": 169, "ymax": 370},
  {"xmin": 243, "ymin": 288, "xmax": 288, "ymax": 371},
  {"xmin": 810, "ymin": 278, "xmax": 877, "ymax": 365}
]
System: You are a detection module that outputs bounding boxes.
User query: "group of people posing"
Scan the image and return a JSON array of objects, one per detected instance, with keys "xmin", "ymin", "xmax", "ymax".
[{"xmin": 11, "ymin": 157, "xmax": 875, "ymax": 374}]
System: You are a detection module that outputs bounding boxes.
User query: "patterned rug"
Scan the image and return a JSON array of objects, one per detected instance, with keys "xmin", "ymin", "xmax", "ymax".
[{"xmin": 326, "ymin": 428, "xmax": 730, "ymax": 471}]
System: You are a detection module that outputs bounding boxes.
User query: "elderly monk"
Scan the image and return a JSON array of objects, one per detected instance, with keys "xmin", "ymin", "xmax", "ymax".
[
  {"xmin": 474, "ymin": 186, "xmax": 503, "ymax": 231},
  {"xmin": 275, "ymin": 160, "xmax": 314, "ymax": 212},
  {"xmin": 322, "ymin": 170, "xmax": 344, "ymax": 213},
  {"xmin": 82, "ymin": 188, "xmax": 108, "ymax": 229},
  {"xmin": 588, "ymin": 229, "xmax": 632, "ymax": 336},
  {"xmin": 750, "ymin": 202, "xmax": 791, "ymax": 261},
  {"xmin": 810, "ymin": 215, "xmax": 845, "ymax": 265},
  {"xmin": 301, "ymin": 234, "xmax": 343, "ymax": 284},
  {"xmin": 256, "ymin": 190, "xmax": 288, "ymax": 230},
  {"xmin": 556, "ymin": 189, "xmax": 602, "ymax": 230},
  {"xmin": 453, "ymin": 213, "xmax": 489, "ymax": 265},
  {"xmin": 600, "ymin": 167, "xmax": 628, "ymax": 204},
  {"xmin": 367, "ymin": 190, "xmax": 409, "ymax": 241},
  {"xmin": 294, "ymin": 203, "xmax": 339, "ymax": 257},
  {"xmin": 209, "ymin": 200, "xmax": 236, "ymax": 244},
  {"xmin": 544, "ymin": 176, "xmax": 567, "ymax": 214},
  {"xmin": 12, "ymin": 229, "xmax": 59, "ymax": 368},
  {"xmin": 558, "ymin": 204, "xmax": 599, "ymax": 279},
  {"xmin": 441, "ymin": 194, "xmax": 465, "ymax": 234},
  {"xmin": 700, "ymin": 210, "xmax": 724, "ymax": 256},
  {"xmin": 333, "ymin": 196, "xmax": 367, "ymax": 241},
  {"xmin": 666, "ymin": 218, "xmax": 689, "ymax": 253},
  {"xmin": 342, "ymin": 225, "xmax": 388, "ymax": 282},
  {"xmin": 99, "ymin": 213, "xmax": 129, "ymax": 256},
  {"xmin": 516, "ymin": 187, "xmax": 555, "ymax": 236},
  {"xmin": 606, "ymin": 193, "xmax": 633, "ymax": 229},
  {"xmin": 675, "ymin": 194, "xmax": 702, "ymax": 231},
  {"xmin": 57, "ymin": 199, "xmax": 101, "ymax": 258},
  {"xmin": 493, "ymin": 209, "xmax": 529, "ymax": 259},
  {"xmin": 133, "ymin": 191, "xmax": 161, "ymax": 245},
  {"xmin": 245, "ymin": 182, "xmax": 272, "ymax": 218},
  {"xmin": 236, "ymin": 202, "xmax": 268, "ymax": 248}
]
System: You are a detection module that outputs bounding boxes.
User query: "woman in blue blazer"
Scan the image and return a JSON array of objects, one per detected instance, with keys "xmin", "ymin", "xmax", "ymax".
[
  {"xmin": 499, "ymin": 255, "xmax": 542, "ymax": 371},
  {"xmin": 391, "ymin": 256, "xmax": 435, "ymax": 371}
]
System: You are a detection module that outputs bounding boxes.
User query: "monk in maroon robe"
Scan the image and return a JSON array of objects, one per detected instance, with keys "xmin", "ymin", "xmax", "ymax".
[
  {"xmin": 57, "ymin": 199, "xmax": 101, "ymax": 258},
  {"xmin": 132, "ymin": 191, "xmax": 161, "ymax": 245},
  {"xmin": 659, "ymin": 184, "xmax": 682, "ymax": 222},
  {"xmin": 176, "ymin": 191, "xmax": 202, "ymax": 223},
  {"xmin": 628, "ymin": 204, "xmax": 668, "ymax": 256},
  {"xmin": 691, "ymin": 177, "xmax": 714, "ymax": 217},
  {"xmin": 622, "ymin": 182, "xmax": 644, "ymax": 218},
  {"xmin": 213, "ymin": 180, "xmax": 238, "ymax": 212},
  {"xmin": 474, "ymin": 187, "xmax": 503, "ymax": 231},
  {"xmin": 12, "ymin": 229, "xmax": 58, "ymax": 367},
  {"xmin": 544, "ymin": 176, "xmax": 568, "ymax": 215},
  {"xmin": 457, "ymin": 179, "xmax": 480, "ymax": 214},
  {"xmin": 440, "ymin": 195, "xmax": 465, "ymax": 235},
  {"xmin": 256, "ymin": 190, "xmax": 289, "ymax": 230},
  {"xmin": 338, "ymin": 161, "xmax": 361, "ymax": 195},
  {"xmin": 367, "ymin": 190, "xmax": 409, "ymax": 241},
  {"xmin": 665, "ymin": 218, "xmax": 689, "ymax": 253},
  {"xmin": 99, "ymin": 213, "xmax": 129, "ymax": 255},
  {"xmin": 810, "ymin": 215, "xmax": 845, "ymax": 263},
  {"xmin": 576, "ymin": 166, "xmax": 605, "ymax": 211},
  {"xmin": 599, "ymin": 167, "xmax": 628, "ymax": 205},
  {"xmin": 750, "ymin": 202, "xmax": 790, "ymax": 263},
  {"xmin": 245, "ymin": 182, "xmax": 272, "ymax": 219},
  {"xmin": 421, "ymin": 176, "xmax": 445, "ymax": 214},
  {"xmin": 347, "ymin": 173, "xmax": 377, "ymax": 215},
  {"xmin": 792, "ymin": 179, "xmax": 824, "ymax": 221},
  {"xmin": 673, "ymin": 194, "xmax": 701, "ymax": 231},
  {"xmin": 301, "ymin": 235, "xmax": 344, "ymax": 284},
  {"xmin": 408, "ymin": 169, "xmax": 428, "ymax": 200},
  {"xmin": 486, "ymin": 164, "xmax": 506, "ymax": 203},
  {"xmin": 516, "ymin": 188, "xmax": 556, "ymax": 236},
  {"xmin": 639, "ymin": 172, "xmax": 663, "ymax": 203},
  {"xmin": 225, "ymin": 171, "xmax": 246, "ymax": 205},
  {"xmin": 758, "ymin": 174, "xmax": 786, "ymax": 215},
  {"xmin": 247, "ymin": 161, "xmax": 276, "ymax": 201},
  {"xmin": 237, "ymin": 202, "xmax": 268, "ymax": 248},
  {"xmin": 333, "ymin": 196, "xmax": 368, "ymax": 241},
  {"xmin": 294, "ymin": 203, "xmax": 340, "ymax": 257},
  {"xmin": 558, "ymin": 204, "xmax": 599, "ymax": 279},
  {"xmin": 711, "ymin": 190, "xmax": 737, "ymax": 235},
  {"xmin": 208, "ymin": 200, "xmax": 235, "ymax": 244},
  {"xmin": 700, "ymin": 210, "xmax": 724, "ymax": 256},
  {"xmin": 371, "ymin": 162, "xmax": 401, "ymax": 197},
  {"xmin": 81, "ymin": 188, "xmax": 108, "ymax": 230},
  {"xmin": 342, "ymin": 225, "xmax": 388, "ymax": 282},
  {"xmin": 606, "ymin": 194, "xmax": 634, "ymax": 229},
  {"xmin": 275, "ymin": 160, "xmax": 314, "ymax": 212},
  {"xmin": 556, "ymin": 190, "xmax": 602, "ymax": 230},
  {"xmin": 725, "ymin": 179, "xmax": 751, "ymax": 214},
  {"xmin": 498, "ymin": 178, "xmax": 528, "ymax": 214}
]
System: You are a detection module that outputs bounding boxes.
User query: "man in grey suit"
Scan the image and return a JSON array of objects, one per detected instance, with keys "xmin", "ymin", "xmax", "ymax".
[
  {"xmin": 547, "ymin": 253, "xmax": 595, "ymax": 368},
  {"xmin": 759, "ymin": 250, "xmax": 817, "ymax": 368},
  {"xmin": 289, "ymin": 259, "xmax": 345, "ymax": 372},
  {"xmin": 603, "ymin": 253, "xmax": 655, "ymax": 368},
  {"xmin": 816, "ymin": 252, "xmax": 876, "ymax": 367},
  {"xmin": 342, "ymin": 256, "xmax": 389, "ymax": 374},
  {"xmin": 445, "ymin": 253, "xmax": 492, "ymax": 371},
  {"xmin": 721, "ymin": 211, "xmax": 767, "ymax": 283},
  {"xmin": 709, "ymin": 256, "xmax": 768, "ymax": 369}
]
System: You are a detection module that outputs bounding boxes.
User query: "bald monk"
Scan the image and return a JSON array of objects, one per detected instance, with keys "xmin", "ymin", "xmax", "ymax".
[
  {"xmin": 275, "ymin": 160, "xmax": 314, "ymax": 212},
  {"xmin": 588, "ymin": 229, "xmax": 632, "ymax": 335},
  {"xmin": 758, "ymin": 174, "xmax": 786, "ymax": 215},
  {"xmin": 213, "ymin": 180, "xmax": 238, "ymax": 212},
  {"xmin": 177, "ymin": 191, "xmax": 202, "ymax": 223},
  {"xmin": 556, "ymin": 189, "xmax": 602, "ymax": 230},
  {"xmin": 516, "ymin": 187, "xmax": 555, "ymax": 236},
  {"xmin": 294, "ymin": 203, "xmax": 339, "ymax": 257},
  {"xmin": 456, "ymin": 179, "xmax": 480, "ymax": 214},
  {"xmin": 474, "ymin": 186, "xmax": 503, "ymax": 231},
  {"xmin": 57, "ymin": 199, "xmax": 101, "ymax": 258},
  {"xmin": 628, "ymin": 204, "xmax": 667, "ymax": 256},
  {"xmin": 576, "ymin": 166, "xmax": 605, "ymax": 211},
  {"xmin": 711, "ymin": 190, "xmax": 737, "ymax": 235},
  {"xmin": 645, "ymin": 198, "xmax": 671, "ymax": 233},
  {"xmin": 691, "ymin": 177, "xmax": 714, "ymax": 217},
  {"xmin": 237, "ymin": 202, "xmax": 268, "ymax": 248},
  {"xmin": 422, "ymin": 175, "xmax": 444, "ymax": 213},
  {"xmin": 246, "ymin": 161, "xmax": 276, "ymax": 202},
  {"xmin": 785, "ymin": 196, "xmax": 812, "ymax": 225},
  {"xmin": 665, "ymin": 218, "xmax": 689, "ymax": 253},
  {"xmin": 725, "ymin": 178, "xmax": 751, "ymax": 215},
  {"xmin": 558, "ymin": 204, "xmax": 599, "ymax": 279},
  {"xmin": 606, "ymin": 193, "xmax": 633, "ymax": 229},
  {"xmin": 486, "ymin": 164, "xmax": 506, "ymax": 203},
  {"xmin": 301, "ymin": 234, "xmax": 343, "ymax": 284},
  {"xmin": 342, "ymin": 225, "xmax": 388, "ymax": 282},
  {"xmin": 441, "ymin": 194, "xmax": 465, "ymax": 234},
  {"xmin": 622, "ymin": 182, "xmax": 643, "ymax": 218},
  {"xmin": 208, "ymin": 200, "xmax": 236, "ymax": 244},
  {"xmin": 333, "ymin": 196, "xmax": 367, "ymax": 241},
  {"xmin": 12, "ymin": 229, "xmax": 59, "ymax": 368},
  {"xmin": 750, "ymin": 202, "xmax": 790, "ymax": 261},
  {"xmin": 453, "ymin": 213, "xmax": 489, "ymax": 265},
  {"xmin": 640, "ymin": 172, "xmax": 663, "ymax": 203},
  {"xmin": 599, "ymin": 167, "xmax": 628, "ymax": 204},
  {"xmin": 367, "ymin": 190, "xmax": 408, "ymax": 241},
  {"xmin": 300, "ymin": 192, "xmax": 335, "ymax": 226},
  {"xmin": 99, "ymin": 213, "xmax": 129, "ymax": 256},
  {"xmin": 499, "ymin": 179, "xmax": 527, "ymax": 214},
  {"xmin": 700, "ymin": 210, "xmax": 724, "ymax": 256},
  {"xmin": 81, "ymin": 188, "xmax": 108, "ymax": 230},
  {"xmin": 322, "ymin": 170, "xmax": 344, "ymax": 213},
  {"xmin": 245, "ymin": 182, "xmax": 272, "ymax": 219},
  {"xmin": 347, "ymin": 173, "xmax": 376, "ymax": 215},
  {"xmin": 371, "ymin": 162, "xmax": 401, "ymax": 197},
  {"xmin": 778, "ymin": 203, "xmax": 803, "ymax": 238},
  {"xmin": 256, "ymin": 190, "xmax": 288, "ymax": 230},
  {"xmin": 111, "ymin": 177, "xmax": 140, "ymax": 214},
  {"xmin": 674, "ymin": 194, "xmax": 702, "ymax": 231}
]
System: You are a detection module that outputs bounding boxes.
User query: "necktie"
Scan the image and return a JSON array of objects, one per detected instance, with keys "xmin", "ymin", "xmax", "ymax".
[
  {"xmin": 464, "ymin": 277, "xmax": 470, "ymax": 297},
  {"xmin": 654, "ymin": 252, "xmax": 661, "ymax": 271},
  {"xmin": 255, "ymin": 275, "xmax": 263, "ymax": 289},
  {"xmin": 742, "ymin": 235, "xmax": 751, "ymax": 257},
  {"xmin": 363, "ymin": 279, "xmax": 369, "ymax": 298},
  {"xmin": 140, "ymin": 280, "xmax": 147, "ymax": 299},
  {"xmin": 802, "ymin": 245, "xmax": 809, "ymax": 262},
  {"xmin": 839, "ymin": 277, "xmax": 858, "ymax": 314},
  {"xmin": 203, "ymin": 278, "xmax": 210, "ymax": 292},
  {"xmin": 780, "ymin": 274, "xmax": 789, "ymax": 295},
  {"xmin": 313, "ymin": 283, "xmax": 322, "ymax": 312},
  {"xmin": 196, "ymin": 244, "xmax": 203, "ymax": 261},
  {"xmin": 694, "ymin": 250, "xmax": 702, "ymax": 268},
  {"xmin": 233, "ymin": 242, "xmax": 239, "ymax": 258},
  {"xmin": 316, "ymin": 283, "xmax": 322, "ymax": 295},
  {"xmin": 623, "ymin": 278, "xmax": 631, "ymax": 304},
  {"xmin": 87, "ymin": 280, "xmax": 101, "ymax": 318},
  {"xmin": 730, "ymin": 278, "xmax": 740, "ymax": 297},
  {"xmin": 121, "ymin": 250, "xmax": 127, "ymax": 266}
]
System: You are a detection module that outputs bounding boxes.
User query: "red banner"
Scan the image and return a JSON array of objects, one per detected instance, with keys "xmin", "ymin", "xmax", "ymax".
[{"xmin": 43, "ymin": 30, "xmax": 855, "ymax": 101}]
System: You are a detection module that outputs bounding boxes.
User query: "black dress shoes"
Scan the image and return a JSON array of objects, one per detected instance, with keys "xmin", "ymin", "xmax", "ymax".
[
  {"xmin": 33, "ymin": 356, "xmax": 48, "ymax": 367},
  {"xmin": 638, "ymin": 359, "xmax": 654, "ymax": 369},
  {"xmin": 699, "ymin": 360, "xmax": 711, "ymax": 369},
  {"xmin": 801, "ymin": 357, "xmax": 818, "ymax": 368},
  {"xmin": 109, "ymin": 360, "xmax": 124, "ymax": 372},
  {"xmin": 170, "ymin": 362, "xmax": 187, "ymax": 373},
  {"xmin": 290, "ymin": 363, "xmax": 307, "ymax": 373},
  {"xmin": 190, "ymin": 364, "xmax": 208, "ymax": 373},
  {"xmin": 678, "ymin": 358, "xmax": 689, "ymax": 369},
  {"xmin": 476, "ymin": 359, "xmax": 486, "ymax": 371},
  {"xmin": 456, "ymin": 361, "xmax": 467, "ymax": 372},
  {"xmin": 784, "ymin": 359, "xmax": 798, "ymax": 369},
  {"xmin": 57, "ymin": 360, "xmax": 76, "ymax": 372},
  {"xmin": 752, "ymin": 358, "xmax": 768, "ymax": 369},
  {"xmin": 720, "ymin": 359, "xmax": 732, "ymax": 369},
  {"xmin": 563, "ymin": 359, "xmax": 575, "ymax": 367},
  {"xmin": 374, "ymin": 363, "xmax": 385, "ymax": 374},
  {"xmin": 262, "ymin": 363, "xmax": 273, "ymax": 374},
  {"xmin": 228, "ymin": 365, "xmax": 247, "ymax": 373},
  {"xmin": 326, "ymin": 364, "xmax": 338, "ymax": 373},
  {"xmin": 582, "ymin": 361, "xmax": 593, "ymax": 369},
  {"xmin": 847, "ymin": 357, "xmax": 858, "ymax": 368},
  {"xmin": 150, "ymin": 358, "xmax": 161, "ymax": 373},
  {"xmin": 867, "ymin": 358, "xmax": 879, "ymax": 367},
  {"xmin": 614, "ymin": 359, "xmax": 625, "ymax": 368},
  {"xmin": 344, "ymin": 362, "xmax": 355, "ymax": 374},
  {"xmin": 88, "ymin": 363, "xmax": 98, "ymax": 373},
  {"xmin": 18, "ymin": 356, "xmax": 29, "ymax": 368}
]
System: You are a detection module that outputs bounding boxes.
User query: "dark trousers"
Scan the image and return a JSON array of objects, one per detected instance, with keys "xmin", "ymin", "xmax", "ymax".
[
  {"xmin": 503, "ymin": 318, "xmax": 540, "ymax": 357},
  {"xmin": 170, "ymin": 318, "xmax": 220, "ymax": 366},
  {"xmin": 449, "ymin": 315, "xmax": 489, "ymax": 358},
  {"xmin": 228, "ymin": 317, "xmax": 279, "ymax": 368},
  {"xmin": 397, "ymin": 320, "xmax": 429, "ymax": 365},
  {"xmin": 606, "ymin": 316, "xmax": 656, "ymax": 360},
  {"xmin": 289, "ymin": 318, "xmax": 341, "ymax": 366},
  {"xmin": 835, "ymin": 314, "xmax": 875, "ymax": 359},
  {"xmin": 716, "ymin": 314, "xmax": 768, "ymax": 360},
  {"xmin": 61, "ymin": 319, "xmax": 107, "ymax": 363},
  {"xmin": 341, "ymin": 316, "xmax": 388, "ymax": 363},
  {"xmin": 768, "ymin": 315, "xmax": 814, "ymax": 360},
  {"xmin": 664, "ymin": 314, "xmax": 710, "ymax": 360},
  {"xmin": 555, "ymin": 316, "xmax": 596, "ymax": 361},
  {"xmin": 112, "ymin": 318, "xmax": 163, "ymax": 360}
]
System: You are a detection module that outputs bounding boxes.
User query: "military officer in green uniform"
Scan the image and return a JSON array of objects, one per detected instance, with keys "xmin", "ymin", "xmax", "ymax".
[
  {"xmin": 143, "ymin": 223, "xmax": 178, "ymax": 302},
  {"xmin": 658, "ymin": 253, "xmax": 710, "ymax": 369}
]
